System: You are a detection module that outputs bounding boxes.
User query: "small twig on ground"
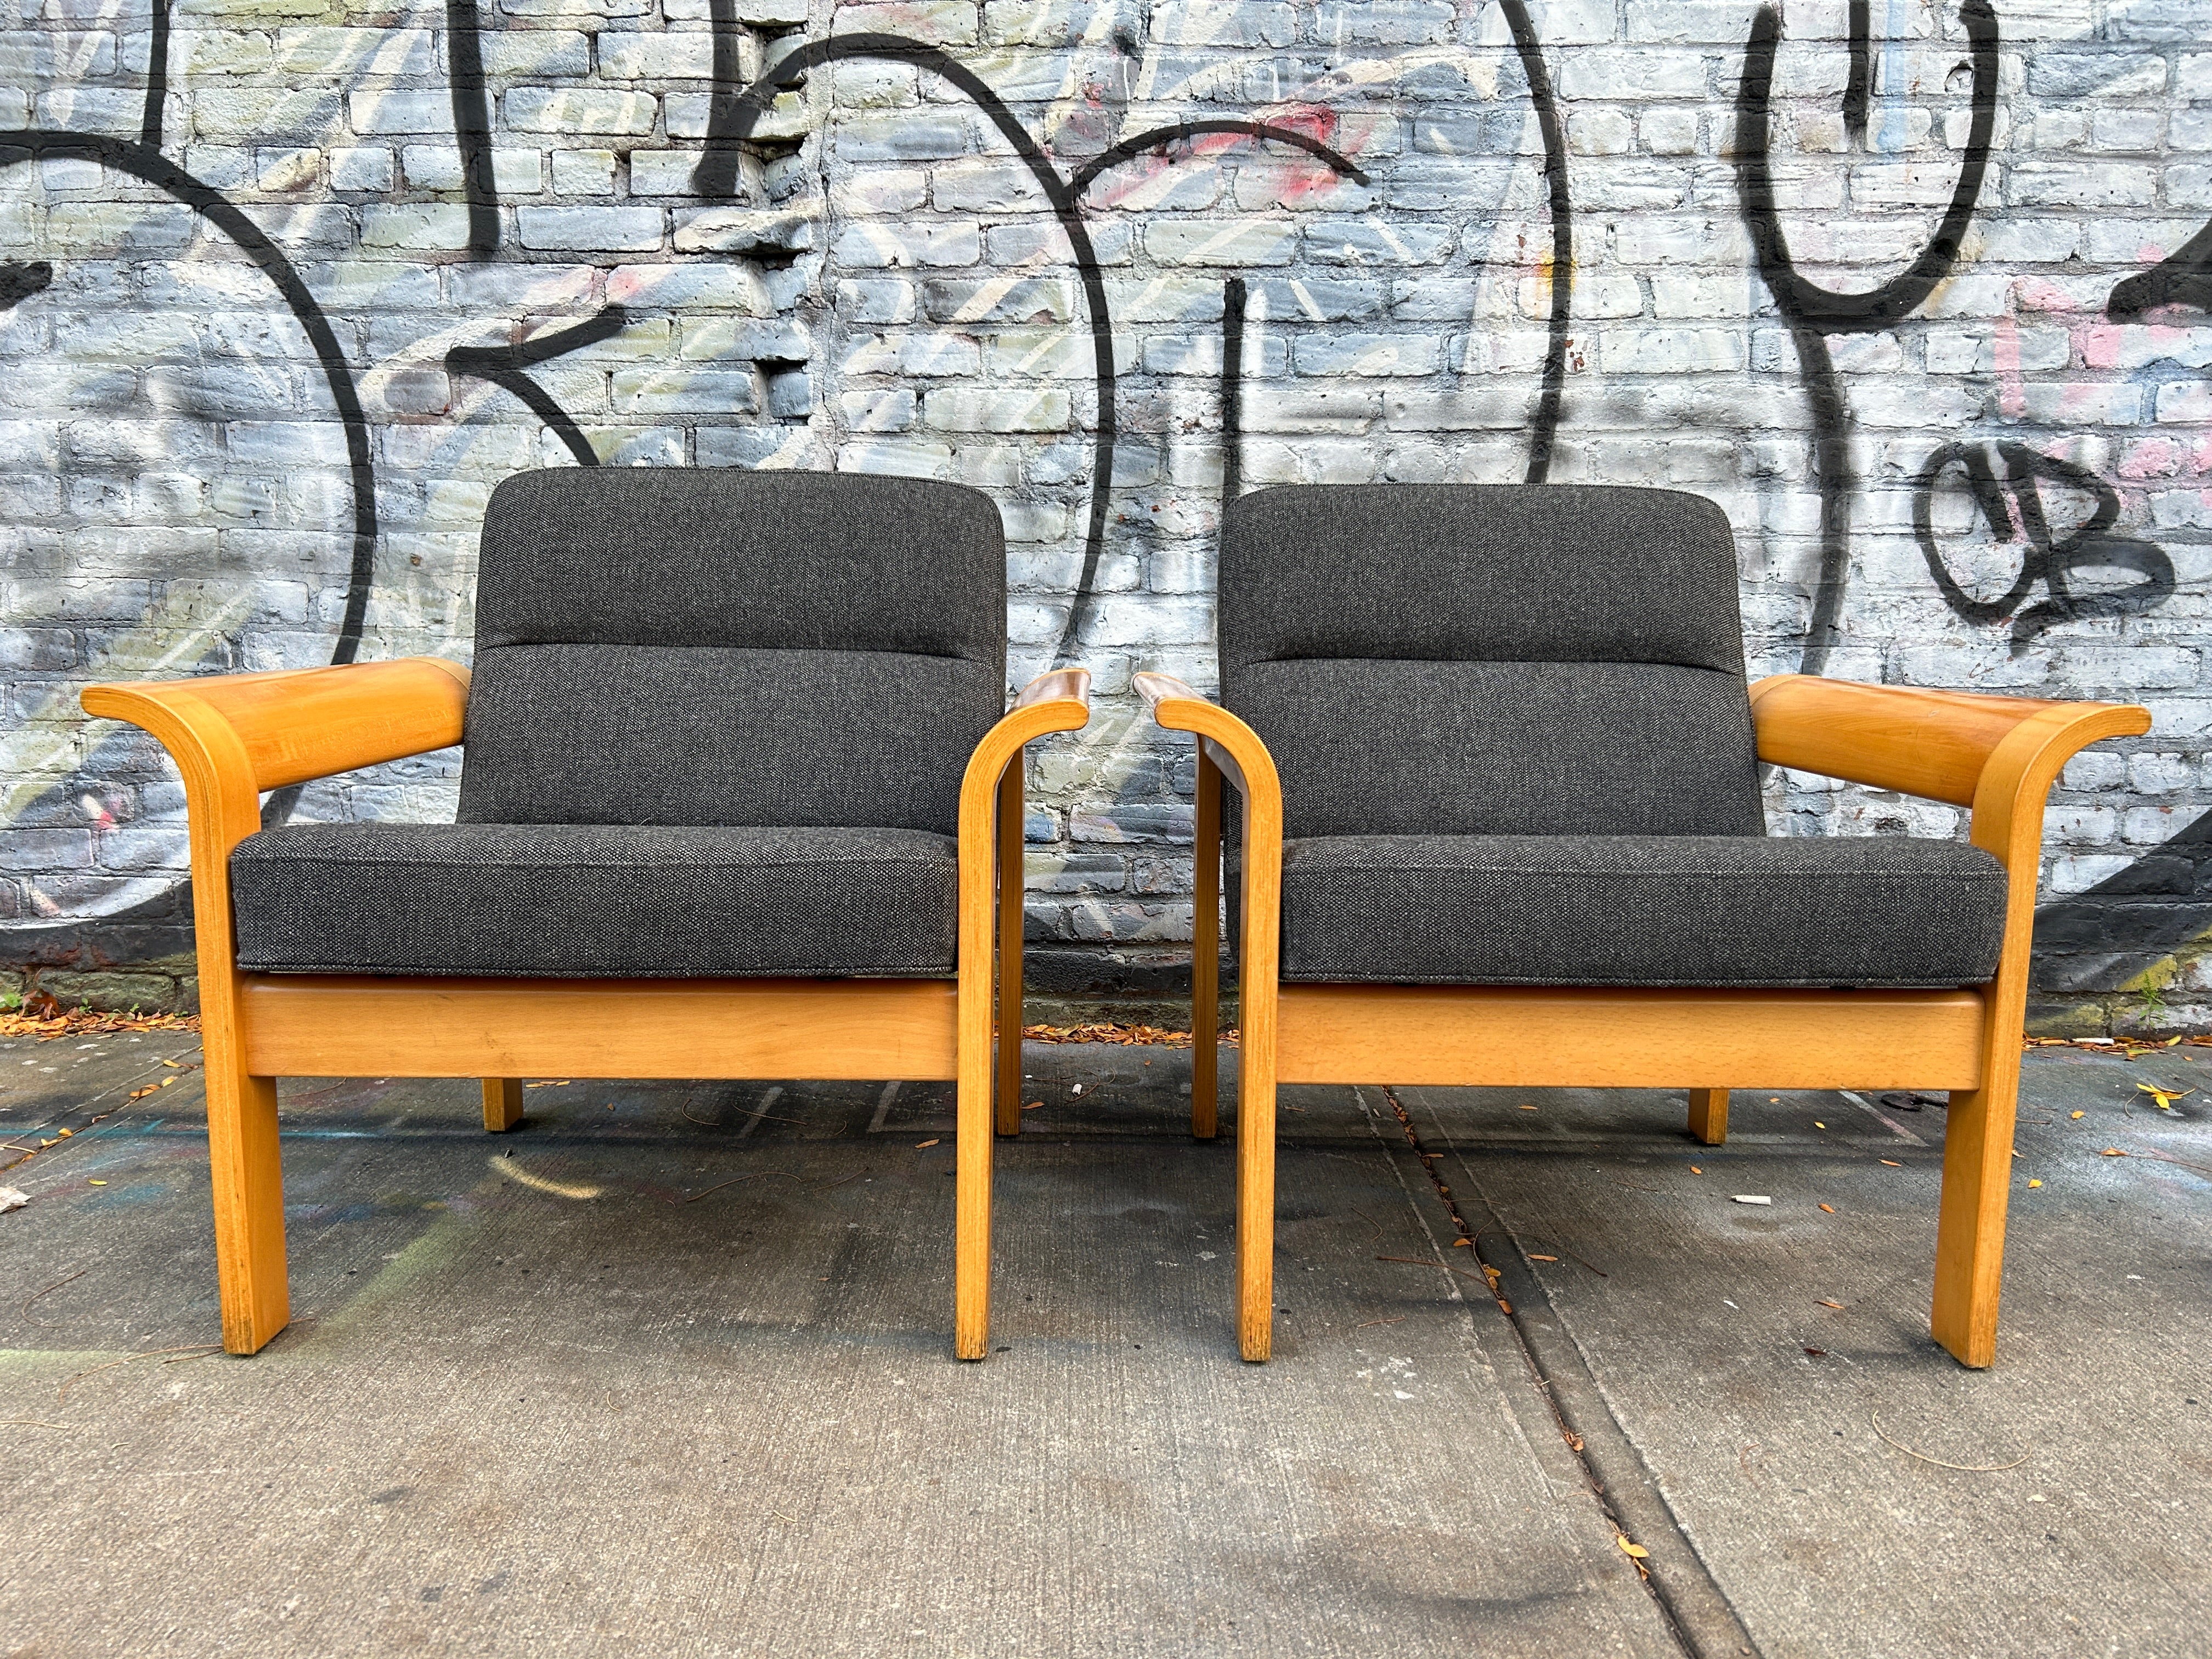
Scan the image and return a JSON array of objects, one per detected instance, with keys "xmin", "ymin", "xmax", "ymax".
[
  {"xmin": 1375, "ymin": 1254, "xmax": 1489, "ymax": 1285},
  {"xmin": 1346, "ymin": 1206, "xmax": 1385, "ymax": 1240},
  {"xmin": 680, "ymin": 1177, "xmax": 754, "ymax": 1204},
  {"xmin": 21, "ymin": 1265, "xmax": 91, "ymax": 1327},
  {"xmin": 1354, "ymin": 1316, "xmax": 1405, "ymax": 1329},
  {"xmin": 58, "ymin": 1344, "xmax": 222, "ymax": 1403},
  {"xmin": 1869, "ymin": 1410, "xmax": 2028, "ymax": 1472},
  {"xmin": 2, "ymin": 1419, "xmax": 77, "ymax": 1430}
]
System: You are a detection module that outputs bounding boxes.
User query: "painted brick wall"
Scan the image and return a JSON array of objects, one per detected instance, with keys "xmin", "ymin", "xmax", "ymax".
[{"xmin": 3, "ymin": 0, "xmax": 2209, "ymax": 1030}]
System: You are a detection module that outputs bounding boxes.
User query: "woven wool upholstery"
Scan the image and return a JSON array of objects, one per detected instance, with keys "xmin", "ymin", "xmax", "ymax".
[
  {"xmin": 460, "ymin": 468, "xmax": 1006, "ymax": 834},
  {"xmin": 1271, "ymin": 834, "xmax": 2010, "ymax": 988},
  {"xmin": 1219, "ymin": 484, "xmax": 1760, "ymax": 839},
  {"xmin": 230, "ymin": 823, "xmax": 961, "ymax": 978}
]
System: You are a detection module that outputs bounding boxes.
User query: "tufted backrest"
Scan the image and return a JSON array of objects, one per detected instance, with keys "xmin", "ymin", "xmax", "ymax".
[
  {"xmin": 1218, "ymin": 483, "xmax": 1763, "ymax": 839},
  {"xmin": 458, "ymin": 469, "xmax": 1007, "ymax": 835}
]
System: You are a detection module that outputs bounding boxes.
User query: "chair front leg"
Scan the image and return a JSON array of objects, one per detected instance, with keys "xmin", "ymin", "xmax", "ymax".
[
  {"xmin": 952, "ymin": 670, "xmax": 1093, "ymax": 1359},
  {"xmin": 206, "ymin": 1059, "xmax": 291, "ymax": 1353}
]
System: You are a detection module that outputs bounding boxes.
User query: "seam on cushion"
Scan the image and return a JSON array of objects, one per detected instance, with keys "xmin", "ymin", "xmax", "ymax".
[
  {"xmin": 1240, "ymin": 655, "xmax": 1747, "ymax": 676},
  {"xmin": 473, "ymin": 640, "xmax": 996, "ymax": 664},
  {"xmin": 1290, "ymin": 864, "xmax": 2002, "ymax": 882}
]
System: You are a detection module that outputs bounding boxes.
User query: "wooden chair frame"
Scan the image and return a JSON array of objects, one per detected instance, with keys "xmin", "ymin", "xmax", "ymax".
[
  {"xmin": 1133, "ymin": 670, "xmax": 2151, "ymax": 1367},
  {"xmin": 83, "ymin": 658, "xmax": 1091, "ymax": 1357}
]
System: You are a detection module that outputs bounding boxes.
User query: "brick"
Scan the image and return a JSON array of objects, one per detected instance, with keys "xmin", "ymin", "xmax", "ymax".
[
  {"xmin": 515, "ymin": 207, "xmax": 664, "ymax": 251},
  {"xmin": 501, "ymin": 88, "xmax": 658, "ymax": 136},
  {"xmin": 921, "ymin": 388, "xmax": 1071, "ymax": 432}
]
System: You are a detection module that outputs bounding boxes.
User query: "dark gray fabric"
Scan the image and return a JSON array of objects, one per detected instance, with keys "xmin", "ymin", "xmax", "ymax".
[
  {"xmin": 458, "ymin": 645, "xmax": 996, "ymax": 833},
  {"xmin": 1217, "ymin": 483, "xmax": 1761, "ymax": 840},
  {"xmin": 1233, "ymin": 659, "xmax": 1762, "ymax": 839},
  {"xmin": 1219, "ymin": 484, "xmax": 1744, "ymax": 675},
  {"xmin": 232, "ymin": 823, "xmax": 960, "ymax": 979},
  {"xmin": 461, "ymin": 469, "xmax": 1006, "ymax": 833},
  {"xmin": 475, "ymin": 467, "xmax": 1004, "ymax": 661},
  {"xmin": 1268, "ymin": 834, "xmax": 2009, "ymax": 988}
]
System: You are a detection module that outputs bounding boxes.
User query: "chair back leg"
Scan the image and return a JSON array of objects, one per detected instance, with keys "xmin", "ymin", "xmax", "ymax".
[
  {"xmin": 994, "ymin": 760, "xmax": 1026, "ymax": 1137},
  {"xmin": 1191, "ymin": 752, "xmax": 1222, "ymax": 1140},
  {"xmin": 482, "ymin": 1077, "xmax": 526, "ymax": 1131},
  {"xmin": 1686, "ymin": 1088, "xmax": 1729, "ymax": 1145}
]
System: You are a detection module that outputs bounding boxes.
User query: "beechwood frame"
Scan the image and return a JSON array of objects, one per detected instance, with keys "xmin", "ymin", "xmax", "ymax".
[
  {"xmin": 83, "ymin": 657, "xmax": 1091, "ymax": 1358},
  {"xmin": 1127, "ymin": 670, "xmax": 2152, "ymax": 1368}
]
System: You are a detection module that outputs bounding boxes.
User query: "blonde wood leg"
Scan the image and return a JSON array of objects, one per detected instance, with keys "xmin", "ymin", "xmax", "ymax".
[
  {"xmin": 1931, "ymin": 1039, "xmax": 2021, "ymax": 1369},
  {"xmin": 1191, "ymin": 752, "xmax": 1222, "ymax": 1140},
  {"xmin": 1687, "ymin": 1087, "xmax": 1729, "ymax": 1145},
  {"xmin": 1233, "ymin": 775, "xmax": 1281, "ymax": 1365},
  {"xmin": 206, "ymin": 1057, "xmax": 290, "ymax": 1355},
  {"xmin": 482, "ymin": 1077, "xmax": 525, "ymax": 1132},
  {"xmin": 995, "ymin": 760, "xmax": 1025, "ymax": 1138}
]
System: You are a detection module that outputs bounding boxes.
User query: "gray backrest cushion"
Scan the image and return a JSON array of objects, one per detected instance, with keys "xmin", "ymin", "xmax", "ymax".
[
  {"xmin": 1219, "ymin": 484, "xmax": 1762, "ymax": 838},
  {"xmin": 459, "ymin": 469, "xmax": 1006, "ymax": 834}
]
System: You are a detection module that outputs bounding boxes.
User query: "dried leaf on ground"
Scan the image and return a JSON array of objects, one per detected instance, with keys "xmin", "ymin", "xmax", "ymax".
[
  {"xmin": 1616, "ymin": 1539, "xmax": 1649, "ymax": 1559},
  {"xmin": 0, "ymin": 1005, "xmax": 200, "ymax": 1042},
  {"xmin": 913, "ymin": 1139, "xmax": 939, "ymax": 1149},
  {"xmin": 2137, "ymin": 1084, "xmax": 2192, "ymax": 1111}
]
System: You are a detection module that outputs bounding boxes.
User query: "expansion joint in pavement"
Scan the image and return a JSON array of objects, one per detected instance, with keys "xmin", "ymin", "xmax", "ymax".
[{"xmin": 1376, "ymin": 1085, "xmax": 1762, "ymax": 1659}]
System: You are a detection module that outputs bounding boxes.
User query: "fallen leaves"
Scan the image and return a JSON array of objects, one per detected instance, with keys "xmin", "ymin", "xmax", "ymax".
[
  {"xmin": 1819, "ymin": 1203, "xmax": 1837, "ymax": 1214},
  {"xmin": 1019, "ymin": 1023, "xmax": 1239, "ymax": 1047},
  {"xmin": 1527, "ymin": 1253, "xmax": 1559, "ymax": 1262},
  {"xmin": 2137, "ymin": 1084, "xmax": 2192, "ymax": 1112},
  {"xmin": 1616, "ymin": 1538, "xmax": 1650, "ymax": 1560},
  {"xmin": 2070, "ymin": 1110, "xmax": 2086, "ymax": 1120},
  {"xmin": 1689, "ymin": 1165, "xmax": 1702, "ymax": 1174},
  {"xmin": 913, "ymin": 1138, "xmax": 940, "ymax": 1149},
  {"xmin": 1815, "ymin": 1299, "xmax": 1844, "ymax": 1310},
  {"xmin": 0, "ymin": 1000, "xmax": 200, "ymax": 1042},
  {"xmin": 1880, "ymin": 1159, "xmax": 1902, "ymax": 1167},
  {"xmin": 2028, "ymin": 1179, "xmax": 2044, "ymax": 1189}
]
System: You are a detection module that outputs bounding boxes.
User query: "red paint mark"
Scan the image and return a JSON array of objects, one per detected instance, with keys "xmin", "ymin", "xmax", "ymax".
[
  {"xmin": 1993, "ymin": 314, "xmax": 2025, "ymax": 419},
  {"xmin": 2119, "ymin": 438, "xmax": 2180, "ymax": 482}
]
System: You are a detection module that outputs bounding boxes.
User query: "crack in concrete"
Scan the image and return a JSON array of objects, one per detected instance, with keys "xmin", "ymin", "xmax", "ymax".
[{"xmin": 1376, "ymin": 1085, "xmax": 1761, "ymax": 1659}]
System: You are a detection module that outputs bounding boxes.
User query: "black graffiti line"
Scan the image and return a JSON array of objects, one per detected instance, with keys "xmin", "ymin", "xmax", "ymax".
[
  {"xmin": 142, "ymin": 0, "xmax": 171, "ymax": 149},
  {"xmin": 0, "ymin": 131, "xmax": 375, "ymax": 667},
  {"xmin": 1792, "ymin": 323, "xmax": 1854, "ymax": 665},
  {"xmin": 2107, "ymin": 217, "xmax": 2212, "ymax": 320},
  {"xmin": 691, "ymin": 31, "xmax": 1117, "ymax": 668},
  {"xmin": 1498, "ymin": 0, "xmax": 1572, "ymax": 485},
  {"xmin": 1844, "ymin": 0, "xmax": 1872, "ymax": 145},
  {"xmin": 1734, "ymin": 1, "xmax": 1999, "ymax": 675},
  {"xmin": 1739, "ymin": 0, "xmax": 1998, "ymax": 333},
  {"xmin": 1067, "ymin": 119, "xmax": 1368, "ymax": 195},
  {"xmin": 445, "ymin": 306, "xmax": 632, "ymax": 467},
  {"xmin": 1914, "ymin": 440, "xmax": 2174, "ymax": 653},
  {"xmin": 0, "ymin": 258, "xmax": 53, "ymax": 309},
  {"xmin": 445, "ymin": 0, "xmax": 499, "ymax": 256},
  {"xmin": 1220, "ymin": 275, "xmax": 1246, "ymax": 506},
  {"xmin": 1, "ymin": 131, "xmax": 377, "ymax": 832}
]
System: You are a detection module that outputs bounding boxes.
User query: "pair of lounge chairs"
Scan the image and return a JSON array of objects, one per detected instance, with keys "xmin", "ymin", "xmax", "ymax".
[{"xmin": 85, "ymin": 470, "xmax": 2147, "ymax": 1370}]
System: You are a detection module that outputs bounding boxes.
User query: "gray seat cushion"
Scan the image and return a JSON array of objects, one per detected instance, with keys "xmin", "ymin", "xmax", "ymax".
[
  {"xmin": 461, "ymin": 468, "xmax": 1007, "ymax": 835},
  {"xmin": 1272, "ymin": 834, "xmax": 2010, "ymax": 988},
  {"xmin": 231, "ymin": 823, "xmax": 959, "ymax": 979},
  {"xmin": 1221, "ymin": 484, "xmax": 1762, "ymax": 838}
]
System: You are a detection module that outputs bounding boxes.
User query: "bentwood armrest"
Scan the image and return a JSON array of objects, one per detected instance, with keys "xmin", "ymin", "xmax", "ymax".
[
  {"xmin": 81, "ymin": 657, "xmax": 473, "ymax": 796},
  {"xmin": 1749, "ymin": 674, "xmax": 2150, "ymax": 811},
  {"xmin": 1131, "ymin": 672, "xmax": 1283, "ymax": 823}
]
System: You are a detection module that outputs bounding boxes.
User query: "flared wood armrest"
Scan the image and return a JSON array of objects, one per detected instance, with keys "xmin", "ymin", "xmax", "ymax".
[
  {"xmin": 956, "ymin": 668, "xmax": 1093, "ymax": 870},
  {"xmin": 1750, "ymin": 674, "xmax": 2149, "ymax": 810},
  {"xmin": 81, "ymin": 657, "xmax": 472, "ymax": 797},
  {"xmin": 1131, "ymin": 672, "xmax": 1283, "ymax": 827}
]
